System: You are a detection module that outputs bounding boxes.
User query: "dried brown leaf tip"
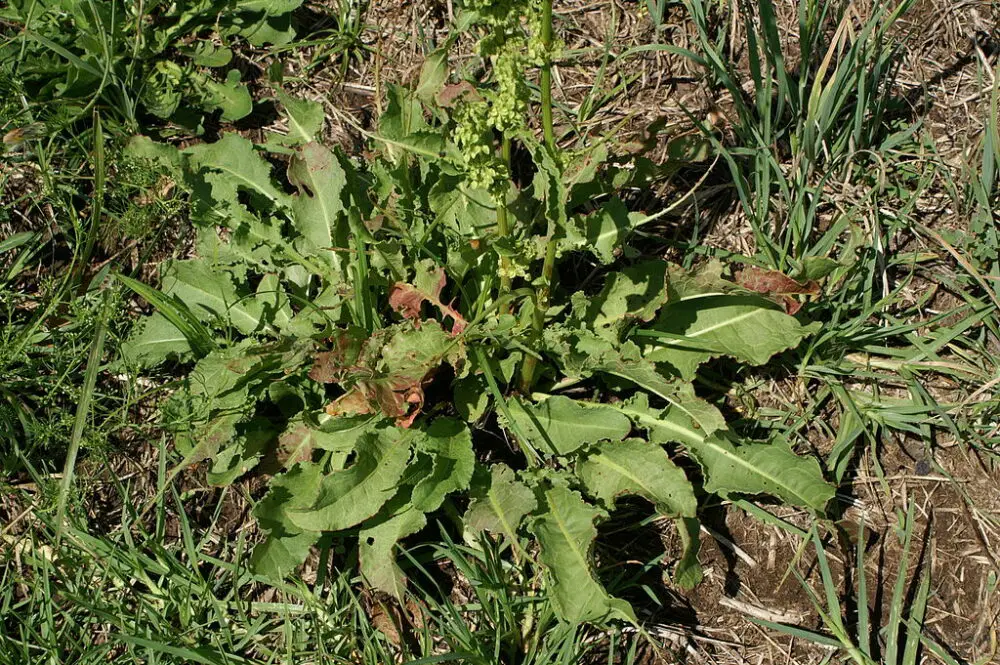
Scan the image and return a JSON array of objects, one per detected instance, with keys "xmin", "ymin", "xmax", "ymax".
[{"xmin": 735, "ymin": 266, "xmax": 819, "ymax": 315}]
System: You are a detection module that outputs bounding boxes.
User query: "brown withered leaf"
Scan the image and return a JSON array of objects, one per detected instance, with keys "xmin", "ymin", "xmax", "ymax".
[
  {"xmin": 735, "ymin": 266, "xmax": 819, "ymax": 315},
  {"xmin": 320, "ymin": 321, "xmax": 465, "ymax": 427},
  {"xmin": 326, "ymin": 389, "xmax": 375, "ymax": 418},
  {"xmin": 388, "ymin": 264, "xmax": 467, "ymax": 335},
  {"xmin": 435, "ymin": 81, "xmax": 480, "ymax": 108},
  {"xmin": 309, "ymin": 350, "xmax": 343, "ymax": 383},
  {"xmin": 309, "ymin": 333, "xmax": 365, "ymax": 383},
  {"xmin": 369, "ymin": 602, "xmax": 402, "ymax": 645}
]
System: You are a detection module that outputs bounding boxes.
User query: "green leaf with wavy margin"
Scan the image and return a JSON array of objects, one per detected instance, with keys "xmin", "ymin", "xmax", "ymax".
[
  {"xmin": 643, "ymin": 295, "xmax": 815, "ymax": 380},
  {"xmin": 673, "ymin": 517, "xmax": 703, "ymax": 589},
  {"xmin": 529, "ymin": 486, "xmax": 636, "ymax": 624},
  {"xmin": 251, "ymin": 462, "xmax": 324, "ymax": 580},
  {"xmin": 185, "ymin": 133, "xmax": 289, "ymax": 226},
  {"xmin": 504, "ymin": 395, "xmax": 632, "ymax": 457},
  {"xmin": 288, "ymin": 142, "xmax": 347, "ymax": 264},
  {"xmin": 121, "ymin": 312, "xmax": 191, "ymax": 367},
  {"xmin": 200, "ymin": 69, "xmax": 252, "ymax": 122},
  {"xmin": 411, "ymin": 418, "xmax": 475, "ymax": 512},
  {"xmin": 287, "ymin": 428, "xmax": 413, "ymax": 532},
  {"xmin": 572, "ymin": 260, "xmax": 669, "ymax": 340},
  {"xmin": 578, "ymin": 438, "xmax": 696, "ymax": 517},
  {"xmin": 620, "ymin": 395, "xmax": 833, "ymax": 512},
  {"xmin": 464, "ymin": 463, "xmax": 536, "ymax": 555},
  {"xmin": 273, "ymin": 90, "xmax": 324, "ymax": 146},
  {"xmin": 359, "ymin": 496, "xmax": 427, "ymax": 599},
  {"xmin": 160, "ymin": 259, "xmax": 267, "ymax": 334},
  {"xmin": 597, "ymin": 354, "xmax": 727, "ymax": 436}
]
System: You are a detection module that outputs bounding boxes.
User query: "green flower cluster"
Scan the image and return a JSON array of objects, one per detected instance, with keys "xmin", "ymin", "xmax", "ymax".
[
  {"xmin": 453, "ymin": 101, "xmax": 506, "ymax": 192},
  {"xmin": 453, "ymin": 0, "xmax": 556, "ymax": 196},
  {"xmin": 489, "ymin": 49, "xmax": 528, "ymax": 133}
]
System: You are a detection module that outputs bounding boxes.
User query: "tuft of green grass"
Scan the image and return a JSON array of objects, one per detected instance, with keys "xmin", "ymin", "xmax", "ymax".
[
  {"xmin": 682, "ymin": 0, "xmax": 918, "ymax": 268},
  {"xmin": 742, "ymin": 505, "xmax": 951, "ymax": 665},
  {"xmin": 1, "ymin": 477, "xmax": 651, "ymax": 665}
]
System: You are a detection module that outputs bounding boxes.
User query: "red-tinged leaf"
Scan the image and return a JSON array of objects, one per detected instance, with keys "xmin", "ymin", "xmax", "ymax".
[
  {"xmin": 388, "ymin": 283, "xmax": 429, "ymax": 321},
  {"xmin": 365, "ymin": 380, "xmax": 413, "ymax": 419},
  {"xmin": 736, "ymin": 266, "xmax": 819, "ymax": 295},
  {"xmin": 389, "ymin": 263, "xmax": 467, "ymax": 335},
  {"xmin": 277, "ymin": 423, "xmax": 317, "ymax": 467},
  {"xmin": 735, "ymin": 266, "xmax": 819, "ymax": 315}
]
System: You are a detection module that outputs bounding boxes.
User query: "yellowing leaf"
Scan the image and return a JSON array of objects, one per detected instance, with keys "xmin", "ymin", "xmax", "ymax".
[
  {"xmin": 415, "ymin": 48, "xmax": 449, "ymax": 104},
  {"xmin": 276, "ymin": 415, "xmax": 367, "ymax": 469}
]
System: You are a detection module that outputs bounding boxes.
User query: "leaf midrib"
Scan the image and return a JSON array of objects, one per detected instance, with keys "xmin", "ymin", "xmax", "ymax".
[
  {"xmin": 174, "ymin": 277, "xmax": 262, "ymax": 332},
  {"xmin": 548, "ymin": 492, "xmax": 594, "ymax": 582},
  {"xmin": 589, "ymin": 452, "xmax": 686, "ymax": 515},
  {"xmin": 625, "ymin": 408, "xmax": 814, "ymax": 508},
  {"xmin": 657, "ymin": 308, "xmax": 765, "ymax": 346}
]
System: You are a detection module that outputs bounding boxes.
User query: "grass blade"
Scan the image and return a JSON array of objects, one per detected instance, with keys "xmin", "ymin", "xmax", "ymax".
[
  {"xmin": 55, "ymin": 292, "xmax": 109, "ymax": 542},
  {"xmin": 884, "ymin": 502, "xmax": 917, "ymax": 665},
  {"xmin": 856, "ymin": 519, "xmax": 871, "ymax": 658}
]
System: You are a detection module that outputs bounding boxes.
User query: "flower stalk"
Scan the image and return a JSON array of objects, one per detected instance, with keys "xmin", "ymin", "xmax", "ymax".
[
  {"xmin": 496, "ymin": 135, "xmax": 513, "ymax": 314},
  {"xmin": 519, "ymin": 0, "xmax": 556, "ymax": 393}
]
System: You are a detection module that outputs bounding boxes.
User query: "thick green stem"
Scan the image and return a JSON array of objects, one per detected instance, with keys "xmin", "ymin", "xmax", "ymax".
[
  {"xmin": 539, "ymin": 0, "xmax": 555, "ymax": 154},
  {"xmin": 519, "ymin": 0, "xmax": 557, "ymax": 393},
  {"xmin": 496, "ymin": 135, "xmax": 513, "ymax": 314}
]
